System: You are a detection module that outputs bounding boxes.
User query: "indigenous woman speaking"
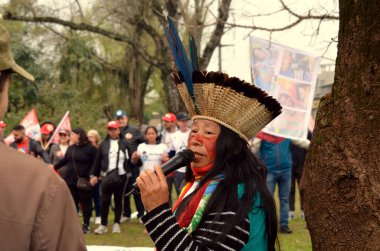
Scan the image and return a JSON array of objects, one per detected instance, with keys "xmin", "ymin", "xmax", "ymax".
[{"xmin": 135, "ymin": 18, "xmax": 282, "ymax": 251}]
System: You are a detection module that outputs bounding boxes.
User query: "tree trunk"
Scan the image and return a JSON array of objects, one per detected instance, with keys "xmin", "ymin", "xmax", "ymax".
[{"xmin": 302, "ymin": 1, "xmax": 380, "ymax": 250}]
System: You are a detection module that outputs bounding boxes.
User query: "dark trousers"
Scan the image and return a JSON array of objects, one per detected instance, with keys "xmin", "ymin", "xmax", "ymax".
[
  {"xmin": 124, "ymin": 168, "xmax": 144, "ymax": 218},
  {"xmin": 100, "ymin": 175, "xmax": 127, "ymax": 226},
  {"xmin": 68, "ymin": 185, "xmax": 93, "ymax": 226},
  {"xmin": 167, "ymin": 171, "xmax": 186, "ymax": 207},
  {"xmin": 290, "ymin": 170, "xmax": 304, "ymax": 211},
  {"xmin": 92, "ymin": 182, "xmax": 101, "ymax": 217}
]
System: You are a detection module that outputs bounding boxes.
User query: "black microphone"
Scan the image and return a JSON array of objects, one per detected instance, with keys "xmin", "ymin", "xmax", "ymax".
[{"xmin": 126, "ymin": 149, "xmax": 194, "ymax": 196}]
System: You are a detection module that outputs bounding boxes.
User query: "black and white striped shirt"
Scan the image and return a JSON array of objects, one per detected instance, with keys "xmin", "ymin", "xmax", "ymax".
[{"xmin": 141, "ymin": 203, "xmax": 250, "ymax": 251}]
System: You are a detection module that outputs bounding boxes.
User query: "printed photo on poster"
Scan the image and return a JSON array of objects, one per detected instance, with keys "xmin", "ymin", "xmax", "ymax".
[
  {"xmin": 250, "ymin": 38, "xmax": 280, "ymax": 93},
  {"xmin": 250, "ymin": 36, "xmax": 320, "ymax": 140},
  {"xmin": 278, "ymin": 50, "xmax": 318, "ymax": 82},
  {"xmin": 276, "ymin": 77, "xmax": 312, "ymax": 110},
  {"xmin": 266, "ymin": 108, "xmax": 308, "ymax": 139}
]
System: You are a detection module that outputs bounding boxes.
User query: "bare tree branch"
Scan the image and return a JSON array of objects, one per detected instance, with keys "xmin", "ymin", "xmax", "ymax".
[
  {"xmin": 74, "ymin": 0, "xmax": 84, "ymax": 20},
  {"xmin": 200, "ymin": 0, "xmax": 232, "ymax": 68},
  {"xmin": 3, "ymin": 11, "xmax": 163, "ymax": 69}
]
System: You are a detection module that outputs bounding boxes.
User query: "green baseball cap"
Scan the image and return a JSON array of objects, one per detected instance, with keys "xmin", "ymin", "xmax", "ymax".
[{"xmin": 0, "ymin": 25, "xmax": 34, "ymax": 81}]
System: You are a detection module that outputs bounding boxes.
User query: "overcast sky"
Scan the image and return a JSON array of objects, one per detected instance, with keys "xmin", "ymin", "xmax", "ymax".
[{"xmin": 207, "ymin": 0, "xmax": 339, "ymax": 81}]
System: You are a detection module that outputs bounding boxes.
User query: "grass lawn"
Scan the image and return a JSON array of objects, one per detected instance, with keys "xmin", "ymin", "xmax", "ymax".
[{"xmin": 85, "ymin": 184, "xmax": 312, "ymax": 250}]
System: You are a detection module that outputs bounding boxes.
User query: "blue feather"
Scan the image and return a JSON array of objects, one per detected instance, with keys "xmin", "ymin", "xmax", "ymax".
[
  {"xmin": 162, "ymin": 17, "xmax": 195, "ymax": 100},
  {"xmin": 189, "ymin": 35, "xmax": 199, "ymax": 71}
]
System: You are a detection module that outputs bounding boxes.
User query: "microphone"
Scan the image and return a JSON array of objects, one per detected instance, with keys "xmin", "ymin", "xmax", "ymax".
[{"xmin": 126, "ymin": 149, "xmax": 194, "ymax": 196}]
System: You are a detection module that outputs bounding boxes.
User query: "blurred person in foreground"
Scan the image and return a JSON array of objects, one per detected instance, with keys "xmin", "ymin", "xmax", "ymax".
[
  {"xmin": 0, "ymin": 24, "xmax": 86, "ymax": 250},
  {"xmin": 136, "ymin": 71, "xmax": 281, "ymax": 250}
]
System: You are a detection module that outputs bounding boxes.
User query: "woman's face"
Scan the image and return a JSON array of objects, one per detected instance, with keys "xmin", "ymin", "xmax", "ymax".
[
  {"xmin": 70, "ymin": 132, "xmax": 79, "ymax": 145},
  {"xmin": 87, "ymin": 133, "xmax": 97, "ymax": 145},
  {"xmin": 145, "ymin": 128, "xmax": 157, "ymax": 144},
  {"xmin": 188, "ymin": 119, "xmax": 221, "ymax": 168},
  {"xmin": 59, "ymin": 132, "xmax": 70, "ymax": 144}
]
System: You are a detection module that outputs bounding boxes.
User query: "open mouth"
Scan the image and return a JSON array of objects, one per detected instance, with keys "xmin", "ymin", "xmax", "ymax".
[{"xmin": 193, "ymin": 151, "xmax": 206, "ymax": 157}]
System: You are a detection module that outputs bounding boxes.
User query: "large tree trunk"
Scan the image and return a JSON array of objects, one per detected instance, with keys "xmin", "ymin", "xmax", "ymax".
[{"xmin": 302, "ymin": 1, "xmax": 380, "ymax": 250}]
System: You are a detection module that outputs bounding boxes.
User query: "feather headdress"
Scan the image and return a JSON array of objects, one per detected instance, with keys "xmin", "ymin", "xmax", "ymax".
[{"xmin": 163, "ymin": 17, "xmax": 282, "ymax": 141}]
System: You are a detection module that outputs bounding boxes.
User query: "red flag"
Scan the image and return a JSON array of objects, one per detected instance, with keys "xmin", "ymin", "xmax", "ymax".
[
  {"xmin": 4, "ymin": 108, "xmax": 40, "ymax": 145},
  {"xmin": 50, "ymin": 111, "xmax": 71, "ymax": 145}
]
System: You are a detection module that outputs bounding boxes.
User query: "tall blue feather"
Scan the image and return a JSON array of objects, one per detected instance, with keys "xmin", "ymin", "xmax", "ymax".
[
  {"xmin": 162, "ymin": 17, "xmax": 195, "ymax": 100},
  {"xmin": 189, "ymin": 35, "xmax": 199, "ymax": 71}
]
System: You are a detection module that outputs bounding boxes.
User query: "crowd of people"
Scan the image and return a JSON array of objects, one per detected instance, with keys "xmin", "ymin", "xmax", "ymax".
[
  {"xmin": 1, "ymin": 106, "xmax": 310, "ymax": 236},
  {"xmin": 0, "ymin": 107, "xmax": 194, "ymax": 235},
  {"xmin": 1, "ymin": 22, "xmax": 312, "ymax": 250}
]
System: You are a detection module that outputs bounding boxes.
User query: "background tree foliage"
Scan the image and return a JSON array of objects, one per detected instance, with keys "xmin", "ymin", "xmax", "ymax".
[{"xmin": 1, "ymin": 0, "xmax": 231, "ymax": 131}]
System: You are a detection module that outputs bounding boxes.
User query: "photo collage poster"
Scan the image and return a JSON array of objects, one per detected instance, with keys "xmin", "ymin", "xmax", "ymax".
[{"xmin": 250, "ymin": 36, "xmax": 320, "ymax": 140}]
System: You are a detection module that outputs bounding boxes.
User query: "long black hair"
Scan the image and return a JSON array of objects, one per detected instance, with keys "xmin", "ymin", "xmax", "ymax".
[
  {"xmin": 176, "ymin": 125, "xmax": 279, "ymax": 250},
  {"xmin": 72, "ymin": 127, "xmax": 90, "ymax": 146}
]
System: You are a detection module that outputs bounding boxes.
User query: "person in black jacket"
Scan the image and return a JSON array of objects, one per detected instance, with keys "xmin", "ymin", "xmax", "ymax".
[
  {"xmin": 10, "ymin": 125, "xmax": 50, "ymax": 163},
  {"xmin": 53, "ymin": 127, "xmax": 97, "ymax": 233},
  {"xmin": 114, "ymin": 109, "xmax": 145, "ymax": 221},
  {"xmin": 90, "ymin": 121, "xmax": 129, "ymax": 234}
]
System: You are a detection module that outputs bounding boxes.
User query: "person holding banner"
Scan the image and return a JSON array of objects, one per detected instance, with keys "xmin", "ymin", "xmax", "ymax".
[
  {"xmin": 0, "ymin": 24, "xmax": 86, "ymax": 250},
  {"xmin": 251, "ymin": 132, "xmax": 310, "ymax": 234},
  {"xmin": 39, "ymin": 121, "xmax": 56, "ymax": 155}
]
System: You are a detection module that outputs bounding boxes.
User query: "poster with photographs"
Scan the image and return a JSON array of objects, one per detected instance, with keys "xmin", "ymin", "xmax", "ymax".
[{"xmin": 250, "ymin": 36, "xmax": 320, "ymax": 140}]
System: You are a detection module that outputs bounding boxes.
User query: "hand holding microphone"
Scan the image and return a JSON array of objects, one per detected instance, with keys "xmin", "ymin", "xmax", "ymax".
[{"xmin": 127, "ymin": 149, "xmax": 194, "ymax": 196}]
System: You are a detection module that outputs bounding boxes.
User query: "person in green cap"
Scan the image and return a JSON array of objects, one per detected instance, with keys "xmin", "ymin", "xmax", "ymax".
[{"xmin": 0, "ymin": 24, "xmax": 87, "ymax": 250}]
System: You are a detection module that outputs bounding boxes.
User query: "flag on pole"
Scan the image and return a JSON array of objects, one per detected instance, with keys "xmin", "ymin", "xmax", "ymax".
[
  {"xmin": 49, "ymin": 111, "xmax": 71, "ymax": 146},
  {"xmin": 4, "ymin": 108, "xmax": 40, "ymax": 145}
]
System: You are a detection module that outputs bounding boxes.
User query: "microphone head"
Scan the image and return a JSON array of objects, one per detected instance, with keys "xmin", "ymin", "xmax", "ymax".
[{"xmin": 177, "ymin": 148, "xmax": 195, "ymax": 163}]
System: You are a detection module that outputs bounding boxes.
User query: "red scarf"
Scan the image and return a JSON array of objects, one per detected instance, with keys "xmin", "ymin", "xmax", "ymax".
[{"xmin": 172, "ymin": 163, "xmax": 213, "ymax": 228}]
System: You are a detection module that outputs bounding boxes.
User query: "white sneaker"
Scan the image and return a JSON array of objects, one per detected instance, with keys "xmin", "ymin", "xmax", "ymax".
[
  {"xmin": 138, "ymin": 218, "xmax": 143, "ymax": 224},
  {"xmin": 289, "ymin": 211, "xmax": 295, "ymax": 220},
  {"xmin": 94, "ymin": 225, "xmax": 108, "ymax": 234},
  {"xmin": 95, "ymin": 217, "xmax": 101, "ymax": 225},
  {"xmin": 120, "ymin": 216, "xmax": 130, "ymax": 223},
  {"xmin": 112, "ymin": 223, "xmax": 121, "ymax": 233}
]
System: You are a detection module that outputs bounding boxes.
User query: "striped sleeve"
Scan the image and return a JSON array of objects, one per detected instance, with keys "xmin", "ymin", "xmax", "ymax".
[{"xmin": 141, "ymin": 203, "xmax": 250, "ymax": 251}]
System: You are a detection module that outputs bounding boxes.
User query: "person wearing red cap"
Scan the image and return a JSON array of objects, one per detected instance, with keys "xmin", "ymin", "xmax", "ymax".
[
  {"xmin": 159, "ymin": 112, "xmax": 178, "ymax": 146},
  {"xmin": 90, "ymin": 121, "xmax": 130, "ymax": 234},
  {"xmin": 159, "ymin": 112, "xmax": 178, "ymax": 206},
  {"xmin": 0, "ymin": 120, "xmax": 7, "ymax": 143},
  {"xmin": 113, "ymin": 109, "xmax": 145, "ymax": 222},
  {"xmin": 0, "ymin": 24, "xmax": 86, "ymax": 250},
  {"xmin": 39, "ymin": 121, "xmax": 56, "ymax": 155}
]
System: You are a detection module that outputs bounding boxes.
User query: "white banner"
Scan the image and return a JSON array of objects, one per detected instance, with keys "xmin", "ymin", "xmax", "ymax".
[{"xmin": 250, "ymin": 36, "xmax": 320, "ymax": 139}]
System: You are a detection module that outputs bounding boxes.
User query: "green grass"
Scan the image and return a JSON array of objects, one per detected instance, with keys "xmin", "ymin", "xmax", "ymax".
[{"xmin": 85, "ymin": 184, "xmax": 312, "ymax": 250}]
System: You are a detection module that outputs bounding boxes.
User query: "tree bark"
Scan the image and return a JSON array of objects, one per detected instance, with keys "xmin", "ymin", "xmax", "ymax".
[{"xmin": 302, "ymin": 1, "xmax": 380, "ymax": 250}]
